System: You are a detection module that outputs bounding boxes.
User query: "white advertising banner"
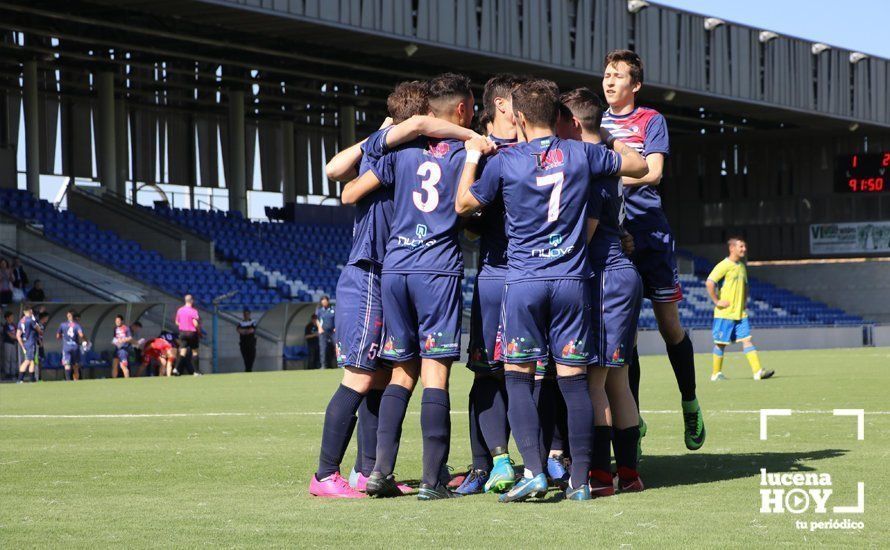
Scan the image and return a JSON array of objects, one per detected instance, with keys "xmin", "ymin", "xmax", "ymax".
[{"xmin": 809, "ymin": 221, "xmax": 890, "ymax": 255}]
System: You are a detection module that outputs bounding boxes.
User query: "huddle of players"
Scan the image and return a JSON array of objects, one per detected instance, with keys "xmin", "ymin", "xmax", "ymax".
[
  {"xmin": 13, "ymin": 304, "xmax": 180, "ymax": 382},
  {"xmin": 310, "ymin": 49, "xmax": 706, "ymax": 502}
]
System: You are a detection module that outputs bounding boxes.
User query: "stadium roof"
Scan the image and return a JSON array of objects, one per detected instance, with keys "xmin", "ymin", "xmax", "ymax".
[{"xmin": 3, "ymin": 0, "xmax": 889, "ymax": 135}]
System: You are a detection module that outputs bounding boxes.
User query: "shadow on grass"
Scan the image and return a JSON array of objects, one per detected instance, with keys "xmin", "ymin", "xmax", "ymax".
[{"xmin": 640, "ymin": 449, "xmax": 848, "ymax": 489}]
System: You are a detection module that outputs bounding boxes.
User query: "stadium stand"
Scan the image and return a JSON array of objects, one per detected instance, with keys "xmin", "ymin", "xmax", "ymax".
[
  {"xmin": 134, "ymin": 200, "xmax": 865, "ymax": 330},
  {"xmin": 0, "ymin": 189, "xmax": 280, "ymax": 311}
]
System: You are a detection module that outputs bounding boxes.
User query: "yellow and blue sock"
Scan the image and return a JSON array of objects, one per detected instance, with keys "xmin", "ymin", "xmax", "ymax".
[
  {"xmin": 712, "ymin": 346, "xmax": 724, "ymax": 375},
  {"xmin": 744, "ymin": 346, "xmax": 762, "ymax": 374}
]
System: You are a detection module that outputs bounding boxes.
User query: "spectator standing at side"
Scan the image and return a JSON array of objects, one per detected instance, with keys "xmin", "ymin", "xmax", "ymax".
[
  {"xmin": 175, "ymin": 294, "xmax": 202, "ymax": 376},
  {"xmin": 2, "ymin": 310, "xmax": 17, "ymax": 379},
  {"xmin": 315, "ymin": 296, "xmax": 335, "ymax": 369},
  {"xmin": 11, "ymin": 258, "xmax": 27, "ymax": 293},
  {"xmin": 0, "ymin": 259, "xmax": 12, "ymax": 306},
  {"xmin": 304, "ymin": 314, "xmax": 320, "ymax": 370},
  {"xmin": 26, "ymin": 280, "xmax": 46, "ymax": 302},
  {"xmin": 237, "ymin": 308, "xmax": 258, "ymax": 372}
]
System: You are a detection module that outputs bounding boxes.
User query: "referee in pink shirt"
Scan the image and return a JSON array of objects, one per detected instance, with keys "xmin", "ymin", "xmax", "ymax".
[{"xmin": 174, "ymin": 294, "xmax": 202, "ymax": 376}]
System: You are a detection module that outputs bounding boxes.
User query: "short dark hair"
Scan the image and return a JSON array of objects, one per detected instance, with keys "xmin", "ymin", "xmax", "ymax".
[
  {"xmin": 22, "ymin": 303, "xmax": 33, "ymax": 313},
  {"xmin": 67, "ymin": 309, "xmax": 77, "ymax": 316},
  {"xmin": 604, "ymin": 49, "xmax": 644, "ymax": 84},
  {"xmin": 33, "ymin": 279, "xmax": 41, "ymax": 285},
  {"xmin": 132, "ymin": 321, "xmax": 142, "ymax": 328},
  {"xmin": 482, "ymin": 74, "xmax": 524, "ymax": 115},
  {"xmin": 115, "ymin": 314, "xmax": 124, "ymax": 321},
  {"xmin": 728, "ymin": 236, "xmax": 746, "ymax": 246},
  {"xmin": 4, "ymin": 310, "xmax": 12, "ymax": 319},
  {"xmin": 427, "ymin": 73, "xmax": 472, "ymax": 116},
  {"xmin": 387, "ymin": 80, "xmax": 429, "ymax": 124},
  {"xmin": 512, "ymin": 79, "xmax": 560, "ymax": 128},
  {"xmin": 38, "ymin": 311, "xmax": 49, "ymax": 320},
  {"xmin": 560, "ymin": 88, "xmax": 607, "ymax": 133},
  {"xmin": 475, "ymin": 110, "xmax": 492, "ymax": 135}
]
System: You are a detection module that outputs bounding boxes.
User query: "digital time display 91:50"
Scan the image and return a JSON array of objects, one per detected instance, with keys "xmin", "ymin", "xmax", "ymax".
[{"xmin": 835, "ymin": 152, "xmax": 889, "ymax": 193}]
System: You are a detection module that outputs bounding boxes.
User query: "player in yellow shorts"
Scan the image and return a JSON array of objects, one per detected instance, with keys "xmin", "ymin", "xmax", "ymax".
[{"xmin": 706, "ymin": 237, "xmax": 774, "ymax": 381}]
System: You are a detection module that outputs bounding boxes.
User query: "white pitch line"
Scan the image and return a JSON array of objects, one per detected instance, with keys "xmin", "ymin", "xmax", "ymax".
[{"xmin": 0, "ymin": 409, "xmax": 888, "ymax": 419}]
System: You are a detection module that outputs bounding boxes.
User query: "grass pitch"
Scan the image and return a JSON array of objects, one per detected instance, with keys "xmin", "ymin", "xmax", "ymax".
[{"xmin": 1, "ymin": 347, "xmax": 888, "ymax": 548}]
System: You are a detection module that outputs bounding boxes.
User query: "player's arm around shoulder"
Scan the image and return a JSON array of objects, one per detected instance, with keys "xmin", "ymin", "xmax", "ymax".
[
  {"xmin": 455, "ymin": 136, "xmax": 497, "ymax": 216},
  {"xmin": 600, "ymin": 129, "xmax": 648, "ymax": 179},
  {"xmin": 340, "ymin": 167, "xmax": 383, "ymax": 205},
  {"xmin": 386, "ymin": 115, "xmax": 479, "ymax": 147}
]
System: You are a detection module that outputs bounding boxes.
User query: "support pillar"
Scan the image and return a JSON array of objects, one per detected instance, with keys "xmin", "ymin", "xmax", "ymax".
[
  {"xmin": 282, "ymin": 120, "xmax": 296, "ymax": 203},
  {"xmin": 96, "ymin": 71, "xmax": 118, "ymax": 196},
  {"xmin": 227, "ymin": 90, "xmax": 247, "ymax": 215},
  {"xmin": 22, "ymin": 60, "xmax": 40, "ymax": 197}
]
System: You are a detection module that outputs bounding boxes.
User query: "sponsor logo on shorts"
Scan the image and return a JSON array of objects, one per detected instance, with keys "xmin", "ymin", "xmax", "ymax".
[
  {"xmin": 424, "ymin": 332, "xmax": 458, "ymax": 354},
  {"xmin": 560, "ymin": 339, "xmax": 589, "ymax": 361},
  {"xmin": 505, "ymin": 337, "xmax": 541, "ymax": 360},
  {"xmin": 381, "ymin": 336, "xmax": 404, "ymax": 357},
  {"xmin": 611, "ymin": 344, "xmax": 625, "ymax": 364}
]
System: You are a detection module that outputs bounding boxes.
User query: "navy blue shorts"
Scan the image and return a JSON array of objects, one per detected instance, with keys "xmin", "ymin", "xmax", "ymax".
[
  {"xmin": 630, "ymin": 229, "xmax": 683, "ymax": 303},
  {"xmin": 62, "ymin": 346, "xmax": 81, "ymax": 366},
  {"xmin": 590, "ymin": 267, "xmax": 642, "ymax": 368},
  {"xmin": 23, "ymin": 344, "xmax": 36, "ymax": 361},
  {"xmin": 713, "ymin": 317, "xmax": 751, "ymax": 344},
  {"xmin": 501, "ymin": 279, "xmax": 593, "ymax": 367},
  {"xmin": 116, "ymin": 347, "xmax": 130, "ymax": 365},
  {"xmin": 380, "ymin": 273, "xmax": 462, "ymax": 361},
  {"xmin": 467, "ymin": 276, "xmax": 505, "ymax": 373},
  {"xmin": 335, "ymin": 263, "xmax": 384, "ymax": 371}
]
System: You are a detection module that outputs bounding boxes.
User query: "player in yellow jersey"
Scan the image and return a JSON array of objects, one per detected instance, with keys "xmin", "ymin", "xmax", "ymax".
[{"xmin": 706, "ymin": 237, "xmax": 774, "ymax": 381}]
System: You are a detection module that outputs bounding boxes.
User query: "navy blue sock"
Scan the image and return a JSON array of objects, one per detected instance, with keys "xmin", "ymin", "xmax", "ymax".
[
  {"xmin": 667, "ymin": 334, "xmax": 697, "ymax": 402},
  {"xmin": 535, "ymin": 378, "xmax": 555, "ymax": 467},
  {"xmin": 629, "ymin": 346, "xmax": 641, "ymax": 407},
  {"xmin": 420, "ymin": 388, "xmax": 451, "ymax": 487},
  {"xmin": 358, "ymin": 389, "xmax": 382, "ymax": 477},
  {"xmin": 467, "ymin": 383, "xmax": 491, "ymax": 471},
  {"xmin": 554, "ymin": 382, "xmax": 569, "ymax": 457},
  {"xmin": 505, "ymin": 371, "xmax": 543, "ymax": 477},
  {"xmin": 64, "ymin": 368, "xmax": 72, "ymax": 381},
  {"xmin": 316, "ymin": 384, "xmax": 363, "ymax": 479},
  {"xmin": 614, "ymin": 426, "xmax": 641, "ymax": 473},
  {"xmin": 374, "ymin": 384, "xmax": 412, "ymax": 476},
  {"xmin": 592, "ymin": 425, "xmax": 613, "ymax": 475},
  {"xmin": 557, "ymin": 374, "xmax": 594, "ymax": 489},
  {"xmin": 18, "ymin": 371, "xmax": 25, "ymax": 382},
  {"xmin": 474, "ymin": 376, "xmax": 509, "ymax": 456}
]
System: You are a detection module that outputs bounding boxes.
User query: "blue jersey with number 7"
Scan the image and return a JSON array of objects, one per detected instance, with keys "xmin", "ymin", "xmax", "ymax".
[
  {"xmin": 371, "ymin": 137, "xmax": 466, "ymax": 275},
  {"xmin": 470, "ymin": 136, "xmax": 621, "ymax": 282}
]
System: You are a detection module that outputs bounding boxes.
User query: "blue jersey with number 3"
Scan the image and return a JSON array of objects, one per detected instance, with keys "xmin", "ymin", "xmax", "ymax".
[
  {"xmin": 471, "ymin": 136, "xmax": 621, "ymax": 282},
  {"xmin": 371, "ymin": 137, "xmax": 466, "ymax": 275}
]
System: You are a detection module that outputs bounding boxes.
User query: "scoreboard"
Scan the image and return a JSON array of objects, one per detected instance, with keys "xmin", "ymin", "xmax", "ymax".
[{"xmin": 835, "ymin": 152, "xmax": 889, "ymax": 193}]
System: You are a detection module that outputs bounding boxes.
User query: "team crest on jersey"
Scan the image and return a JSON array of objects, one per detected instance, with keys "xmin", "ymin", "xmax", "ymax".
[
  {"xmin": 531, "ymin": 149, "xmax": 565, "ymax": 170},
  {"xmin": 425, "ymin": 140, "xmax": 451, "ymax": 158}
]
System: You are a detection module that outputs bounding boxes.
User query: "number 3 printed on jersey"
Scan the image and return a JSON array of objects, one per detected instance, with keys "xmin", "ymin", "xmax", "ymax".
[
  {"xmin": 536, "ymin": 172, "xmax": 564, "ymax": 222},
  {"xmin": 414, "ymin": 161, "xmax": 441, "ymax": 212}
]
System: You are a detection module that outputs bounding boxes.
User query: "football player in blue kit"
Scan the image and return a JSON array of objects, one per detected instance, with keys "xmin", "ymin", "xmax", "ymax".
[
  {"xmin": 56, "ymin": 310, "xmax": 85, "ymax": 382},
  {"xmin": 16, "ymin": 304, "xmax": 40, "ymax": 383},
  {"xmin": 310, "ymin": 80, "xmax": 479, "ymax": 499},
  {"xmin": 338, "ymin": 73, "xmax": 477, "ymax": 500},
  {"xmin": 560, "ymin": 87, "xmax": 645, "ymax": 495},
  {"xmin": 601, "ymin": 49, "xmax": 705, "ymax": 451},
  {"xmin": 455, "ymin": 74, "xmax": 528, "ymax": 495},
  {"xmin": 456, "ymin": 79, "xmax": 648, "ymax": 502}
]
